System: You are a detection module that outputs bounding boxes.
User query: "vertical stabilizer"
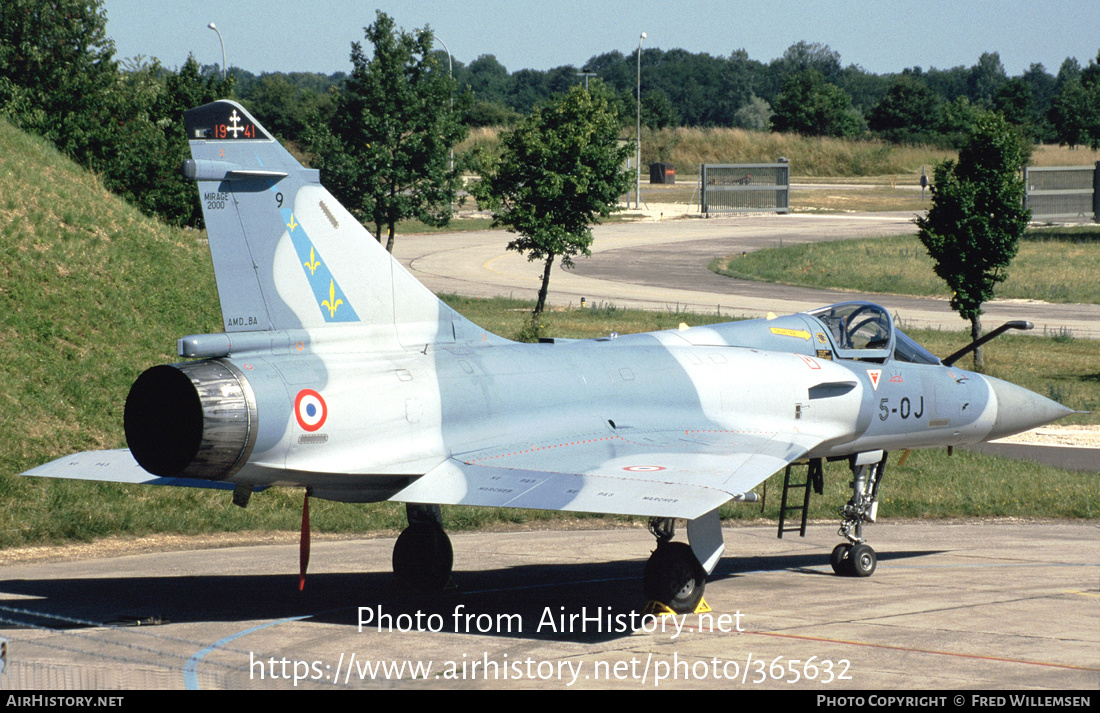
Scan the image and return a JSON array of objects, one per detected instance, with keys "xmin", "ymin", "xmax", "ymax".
[{"xmin": 182, "ymin": 100, "xmax": 457, "ymax": 343}]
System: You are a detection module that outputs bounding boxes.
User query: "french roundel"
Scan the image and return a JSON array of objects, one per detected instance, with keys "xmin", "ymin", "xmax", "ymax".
[{"xmin": 294, "ymin": 389, "xmax": 327, "ymax": 432}]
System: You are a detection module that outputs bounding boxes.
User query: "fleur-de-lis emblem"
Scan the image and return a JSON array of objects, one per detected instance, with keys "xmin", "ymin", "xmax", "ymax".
[
  {"xmin": 304, "ymin": 246, "xmax": 320, "ymax": 275},
  {"xmin": 321, "ymin": 279, "xmax": 343, "ymax": 318},
  {"xmin": 286, "ymin": 213, "xmax": 298, "ymax": 233}
]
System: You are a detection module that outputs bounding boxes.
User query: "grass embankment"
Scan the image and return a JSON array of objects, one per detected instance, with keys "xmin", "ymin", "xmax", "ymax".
[
  {"xmin": 0, "ymin": 120, "xmax": 1094, "ymax": 552},
  {"xmin": 461, "ymin": 126, "xmax": 1100, "ymax": 180},
  {"xmin": 710, "ymin": 226, "xmax": 1100, "ymax": 305}
]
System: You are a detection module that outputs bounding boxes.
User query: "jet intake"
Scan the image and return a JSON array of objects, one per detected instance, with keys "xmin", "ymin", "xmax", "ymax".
[{"xmin": 124, "ymin": 360, "xmax": 257, "ymax": 480}]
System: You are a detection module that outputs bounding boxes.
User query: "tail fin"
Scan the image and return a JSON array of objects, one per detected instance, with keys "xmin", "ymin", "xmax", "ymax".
[{"xmin": 183, "ymin": 100, "xmax": 464, "ymax": 344}]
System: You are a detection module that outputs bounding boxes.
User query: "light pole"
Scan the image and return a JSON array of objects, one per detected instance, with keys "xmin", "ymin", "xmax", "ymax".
[
  {"xmin": 208, "ymin": 23, "xmax": 226, "ymax": 81},
  {"xmin": 636, "ymin": 31, "xmax": 646, "ymax": 209},
  {"xmin": 434, "ymin": 35, "xmax": 455, "ymax": 173}
]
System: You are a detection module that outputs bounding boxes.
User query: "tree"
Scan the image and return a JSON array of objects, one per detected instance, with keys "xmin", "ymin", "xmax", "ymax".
[
  {"xmin": 641, "ymin": 88, "xmax": 679, "ymax": 129},
  {"xmin": 307, "ymin": 11, "xmax": 466, "ymax": 252},
  {"xmin": 0, "ymin": 0, "xmax": 118, "ymax": 160},
  {"xmin": 868, "ymin": 77, "xmax": 942, "ymax": 140},
  {"xmin": 966, "ymin": 52, "xmax": 1007, "ymax": 107},
  {"xmin": 1047, "ymin": 51, "xmax": 1100, "ymax": 150},
  {"xmin": 733, "ymin": 94, "xmax": 773, "ymax": 132},
  {"xmin": 914, "ymin": 113, "xmax": 1031, "ymax": 371},
  {"xmin": 935, "ymin": 96, "xmax": 986, "ymax": 147},
  {"xmin": 993, "ymin": 77, "xmax": 1038, "ymax": 139},
  {"xmin": 464, "ymin": 54, "xmax": 510, "ymax": 105},
  {"xmin": 471, "ymin": 84, "xmax": 633, "ymax": 324},
  {"xmin": 772, "ymin": 69, "xmax": 864, "ymax": 138},
  {"xmin": 776, "ymin": 41, "xmax": 842, "ymax": 81},
  {"xmin": 0, "ymin": 1, "xmax": 232, "ymax": 228}
]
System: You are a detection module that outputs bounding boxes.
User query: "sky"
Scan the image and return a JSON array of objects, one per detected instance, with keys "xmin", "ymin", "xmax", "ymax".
[{"xmin": 101, "ymin": 0, "xmax": 1100, "ymax": 78}]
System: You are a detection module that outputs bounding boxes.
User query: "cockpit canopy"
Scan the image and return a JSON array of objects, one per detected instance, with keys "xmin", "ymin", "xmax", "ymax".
[{"xmin": 806, "ymin": 302, "xmax": 940, "ymax": 365}]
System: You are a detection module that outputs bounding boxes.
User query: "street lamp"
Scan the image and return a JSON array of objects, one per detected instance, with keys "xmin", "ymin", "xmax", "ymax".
[
  {"xmin": 636, "ymin": 31, "xmax": 646, "ymax": 209},
  {"xmin": 434, "ymin": 35, "xmax": 455, "ymax": 173},
  {"xmin": 208, "ymin": 23, "xmax": 226, "ymax": 81}
]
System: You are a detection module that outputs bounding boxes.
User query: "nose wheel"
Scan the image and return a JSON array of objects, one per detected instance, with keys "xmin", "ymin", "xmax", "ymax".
[{"xmin": 830, "ymin": 542, "xmax": 876, "ymax": 577}]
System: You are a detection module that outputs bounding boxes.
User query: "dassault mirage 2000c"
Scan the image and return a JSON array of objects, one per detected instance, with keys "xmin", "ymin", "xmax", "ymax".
[{"xmin": 24, "ymin": 101, "xmax": 1074, "ymax": 613}]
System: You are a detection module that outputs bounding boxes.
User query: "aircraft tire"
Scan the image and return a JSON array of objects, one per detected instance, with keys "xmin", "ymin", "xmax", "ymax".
[
  {"xmin": 830, "ymin": 543, "xmax": 852, "ymax": 575},
  {"xmin": 392, "ymin": 522, "xmax": 453, "ymax": 591},
  {"xmin": 643, "ymin": 542, "xmax": 706, "ymax": 614},
  {"xmin": 848, "ymin": 543, "xmax": 876, "ymax": 577}
]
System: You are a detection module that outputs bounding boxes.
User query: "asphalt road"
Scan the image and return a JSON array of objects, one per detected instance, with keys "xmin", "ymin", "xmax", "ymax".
[
  {"xmin": 1, "ymin": 522, "xmax": 1097, "ymax": 690},
  {"xmin": 394, "ymin": 211, "xmax": 1100, "ymax": 338}
]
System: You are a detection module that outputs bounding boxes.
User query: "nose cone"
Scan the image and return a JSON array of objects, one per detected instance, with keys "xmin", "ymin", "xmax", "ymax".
[{"xmin": 984, "ymin": 375, "xmax": 1075, "ymax": 441}]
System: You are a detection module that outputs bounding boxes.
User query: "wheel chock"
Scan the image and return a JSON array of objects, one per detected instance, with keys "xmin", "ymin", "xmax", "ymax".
[{"xmin": 642, "ymin": 597, "xmax": 711, "ymax": 616}]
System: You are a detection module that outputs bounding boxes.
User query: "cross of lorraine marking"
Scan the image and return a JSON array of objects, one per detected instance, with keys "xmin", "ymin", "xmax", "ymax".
[{"xmin": 227, "ymin": 110, "xmax": 245, "ymax": 138}]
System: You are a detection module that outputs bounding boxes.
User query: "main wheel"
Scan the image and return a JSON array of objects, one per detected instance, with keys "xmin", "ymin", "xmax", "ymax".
[
  {"xmin": 830, "ymin": 543, "xmax": 852, "ymax": 575},
  {"xmin": 848, "ymin": 543, "xmax": 876, "ymax": 577},
  {"xmin": 392, "ymin": 522, "xmax": 454, "ymax": 591},
  {"xmin": 643, "ymin": 542, "xmax": 706, "ymax": 614}
]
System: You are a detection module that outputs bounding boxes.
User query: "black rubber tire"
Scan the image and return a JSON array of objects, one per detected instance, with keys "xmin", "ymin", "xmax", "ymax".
[
  {"xmin": 848, "ymin": 543, "xmax": 877, "ymax": 577},
  {"xmin": 392, "ymin": 522, "xmax": 454, "ymax": 591},
  {"xmin": 643, "ymin": 542, "xmax": 706, "ymax": 614},
  {"xmin": 830, "ymin": 543, "xmax": 852, "ymax": 575}
]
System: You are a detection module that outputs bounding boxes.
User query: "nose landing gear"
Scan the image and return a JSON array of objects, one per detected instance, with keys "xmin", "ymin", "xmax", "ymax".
[{"xmin": 831, "ymin": 452, "xmax": 886, "ymax": 577}]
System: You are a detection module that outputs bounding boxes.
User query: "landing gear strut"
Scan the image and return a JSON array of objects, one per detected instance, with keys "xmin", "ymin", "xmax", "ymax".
[
  {"xmin": 643, "ymin": 517, "xmax": 709, "ymax": 614},
  {"xmin": 831, "ymin": 453, "xmax": 886, "ymax": 577},
  {"xmin": 393, "ymin": 504, "xmax": 453, "ymax": 591}
]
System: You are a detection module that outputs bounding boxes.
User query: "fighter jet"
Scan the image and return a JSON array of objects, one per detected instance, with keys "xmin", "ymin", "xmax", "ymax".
[{"xmin": 23, "ymin": 101, "xmax": 1074, "ymax": 613}]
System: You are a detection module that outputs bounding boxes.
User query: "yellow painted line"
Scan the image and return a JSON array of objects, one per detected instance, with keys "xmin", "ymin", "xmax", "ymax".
[
  {"xmin": 1063, "ymin": 589, "xmax": 1100, "ymax": 598},
  {"xmin": 482, "ymin": 254, "xmax": 511, "ymax": 275}
]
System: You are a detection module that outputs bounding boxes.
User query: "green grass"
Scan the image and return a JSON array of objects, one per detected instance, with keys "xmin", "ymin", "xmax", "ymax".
[
  {"xmin": 710, "ymin": 227, "xmax": 1100, "ymax": 304},
  {"xmin": 394, "ymin": 215, "xmax": 496, "ymax": 234},
  {"xmin": 727, "ymin": 447, "xmax": 1098, "ymax": 522},
  {"xmin": 0, "ymin": 118, "xmax": 1095, "ymax": 551},
  {"xmin": 438, "ymin": 294, "xmax": 729, "ymax": 341}
]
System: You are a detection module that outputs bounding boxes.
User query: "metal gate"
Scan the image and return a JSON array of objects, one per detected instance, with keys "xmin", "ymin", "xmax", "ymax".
[
  {"xmin": 1023, "ymin": 163, "xmax": 1099, "ymax": 222},
  {"xmin": 700, "ymin": 162, "xmax": 790, "ymax": 215}
]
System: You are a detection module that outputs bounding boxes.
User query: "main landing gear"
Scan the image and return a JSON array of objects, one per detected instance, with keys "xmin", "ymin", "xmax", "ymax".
[
  {"xmin": 643, "ymin": 510, "xmax": 724, "ymax": 614},
  {"xmin": 644, "ymin": 519, "xmax": 706, "ymax": 614},
  {"xmin": 392, "ymin": 503, "xmax": 454, "ymax": 591},
  {"xmin": 829, "ymin": 452, "xmax": 886, "ymax": 577},
  {"xmin": 390, "ymin": 504, "xmax": 726, "ymax": 613}
]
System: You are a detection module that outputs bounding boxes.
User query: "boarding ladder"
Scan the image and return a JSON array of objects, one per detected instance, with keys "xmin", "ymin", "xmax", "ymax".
[{"xmin": 777, "ymin": 459, "xmax": 824, "ymax": 538}]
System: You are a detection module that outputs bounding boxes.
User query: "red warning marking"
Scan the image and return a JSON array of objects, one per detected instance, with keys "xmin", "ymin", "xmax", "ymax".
[
  {"xmin": 623, "ymin": 465, "xmax": 666, "ymax": 472},
  {"xmin": 796, "ymin": 354, "xmax": 821, "ymax": 369}
]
